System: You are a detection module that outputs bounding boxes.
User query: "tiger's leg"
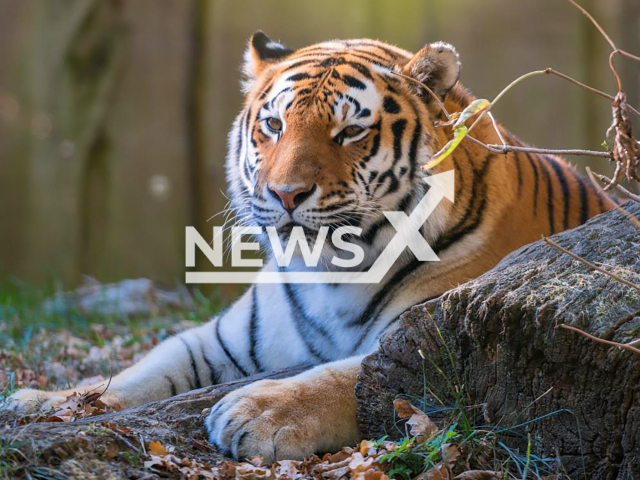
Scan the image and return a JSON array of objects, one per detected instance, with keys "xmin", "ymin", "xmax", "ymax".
[
  {"xmin": 206, "ymin": 355, "xmax": 364, "ymax": 463},
  {"xmin": 6, "ymin": 285, "xmax": 294, "ymax": 414}
]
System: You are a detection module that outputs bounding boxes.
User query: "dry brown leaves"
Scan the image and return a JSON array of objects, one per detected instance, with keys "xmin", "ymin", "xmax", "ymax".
[
  {"xmin": 140, "ymin": 399, "xmax": 499, "ymax": 480},
  {"xmin": 393, "ymin": 398, "xmax": 437, "ymax": 438},
  {"xmin": 18, "ymin": 390, "xmax": 114, "ymax": 424},
  {"xmin": 142, "ymin": 440, "xmax": 396, "ymax": 480},
  {"xmin": 606, "ymin": 91, "xmax": 640, "ymax": 189}
]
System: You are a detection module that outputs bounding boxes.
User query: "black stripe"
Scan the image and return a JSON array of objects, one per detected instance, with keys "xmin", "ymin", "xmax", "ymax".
[
  {"xmin": 376, "ymin": 169, "xmax": 399, "ymax": 197},
  {"xmin": 342, "ymin": 74, "xmax": 366, "ymax": 90},
  {"xmin": 180, "ymin": 337, "xmax": 202, "ymax": 389},
  {"xmin": 574, "ymin": 173, "xmax": 590, "ymax": 224},
  {"xmin": 383, "ymin": 96, "xmax": 401, "ymax": 114},
  {"xmin": 248, "ymin": 287, "xmax": 264, "ymax": 373},
  {"xmin": 524, "ymin": 152, "xmax": 540, "ymax": 217},
  {"xmin": 215, "ymin": 317, "xmax": 249, "ymax": 377},
  {"xmin": 200, "ymin": 344, "xmax": 220, "ymax": 385},
  {"xmin": 346, "ymin": 61, "xmax": 373, "ymax": 79},
  {"xmin": 514, "ymin": 152, "xmax": 523, "ymax": 196},
  {"xmin": 407, "ymin": 118, "xmax": 422, "ymax": 181},
  {"xmin": 281, "ymin": 281, "xmax": 331, "ymax": 362},
  {"xmin": 361, "ymin": 217, "xmax": 389, "ymax": 245},
  {"xmin": 287, "ymin": 72, "xmax": 312, "ymax": 81},
  {"xmin": 543, "ymin": 156, "xmax": 570, "ymax": 230},
  {"xmin": 391, "ymin": 119, "xmax": 407, "ymax": 165},
  {"xmin": 165, "ymin": 375, "xmax": 177, "ymax": 396},
  {"xmin": 538, "ymin": 155, "xmax": 556, "ymax": 234},
  {"xmin": 350, "ymin": 255, "xmax": 422, "ymax": 328},
  {"xmin": 350, "ymin": 257, "xmax": 425, "ymax": 353},
  {"xmin": 362, "ymin": 130, "xmax": 381, "ymax": 163},
  {"xmin": 432, "ymin": 152, "xmax": 493, "ymax": 253},
  {"xmin": 346, "ymin": 52, "xmax": 390, "ymax": 68},
  {"xmin": 346, "ymin": 42, "xmax": 402, "ymax": 59},
  {"xmin": 258, "ymin": 83, "xmax": 273, "ymax": 100},
  {"xmin": 283, "ymin": 59, "xmax": 322, "ymax": 71}
]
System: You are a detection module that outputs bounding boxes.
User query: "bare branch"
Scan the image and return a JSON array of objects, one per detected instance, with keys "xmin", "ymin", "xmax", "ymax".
[
  {"xmin": 390, "ymin": 71, "xmax": 451, "ymax": 120},
  {"xmin": 487, "ymin": 112, "xmax": 507, "ymax": 147},
  {"xmin": 585, "ymin": 167, "xmax": 640, "ymax": 229},
  {"xmin": 566, "ymin": 0, "xmax": 627, "ymax": 91},
  {"xmin": 543, "ymin": 68, "xmax": 640, "ymax": 119},
  {"xmin": 589, "ymin": 168, "xmax": 640, "ymax": 204},
  {"xmin": 544, "ymin": 237, "xmax": 640, "ymax": 293},
  {"xmin": 566, "ymin": 0, "xmax": 617, "ymax": 51},
  {"xmin": 558, "ymin": 324, "xmax": 640, "ymax": 355},
  {"xmin": 486, "ymin": 144, "xmax": 611, "ymax": 158},
  {"xmin": 614, "ymin": 49, "xmax": 640, "ymax": 64}
]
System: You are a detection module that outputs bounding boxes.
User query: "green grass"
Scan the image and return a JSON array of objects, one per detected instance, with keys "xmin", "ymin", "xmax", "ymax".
[
  {"xmin": 0, "ymin": 279, "xmax": 228, "ymax": 395},
  {"xmin": 0, "ymin": 280, "xmax": 224, "ymax": 344},
  {"xmin": 375, "ymin": 317, "xmax": 568, "ymax": 480}
]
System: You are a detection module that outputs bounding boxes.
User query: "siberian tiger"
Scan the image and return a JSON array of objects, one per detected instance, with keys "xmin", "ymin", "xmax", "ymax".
[{"xmin": 9, "ymin": 32, "xmax": 612, "ymax": 462}]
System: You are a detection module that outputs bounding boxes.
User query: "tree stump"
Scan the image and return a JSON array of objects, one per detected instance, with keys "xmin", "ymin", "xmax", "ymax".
[{"xmin": 356, "ymin": 204, "xmax": 640, "ymax": 480}]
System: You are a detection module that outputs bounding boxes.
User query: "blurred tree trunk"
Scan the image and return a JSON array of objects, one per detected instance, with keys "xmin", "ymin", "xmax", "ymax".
[{"xmin": 22, "ymin": 0, "xmax": 125, "ymax": 286}]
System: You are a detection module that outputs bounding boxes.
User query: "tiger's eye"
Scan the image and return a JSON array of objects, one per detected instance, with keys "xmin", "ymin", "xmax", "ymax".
[
  {"xmin": 341, "ymin": 125, "xmax": 364, "ymax": 138},
  {"xmin": 266, "ymin": 117, "xmax": 283, "ymax": 132}
]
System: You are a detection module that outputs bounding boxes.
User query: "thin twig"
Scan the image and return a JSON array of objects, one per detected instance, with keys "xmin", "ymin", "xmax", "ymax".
[
  {"xmin": 486, "ymin": 144, "xmax": 611, "ymax": 158},
  {"xmin": 487, "ymin": 112, "xmax": 506, "ymax": 147},
  {"xmin": 544, "ymin": 67, "xmax": 640, "ymax": 119},
  {"xmin": 390, "ymin": 70, "xmax": 451, "ymax": 120},
  {"xmin": 566, "ymin": 0, "xmax": 623, "ymax": 90},
  {"xmin": 589, "ymin": 169, "xmax": 640, "ymax": 203},
  {"xmin": 566, "ymin": 0, "xmax": 616, "ymax": 50},
  {"xmin": 614, "ymin": 49, "xmax": 640, "ymax": 64},
  {"xmin": 544, "ymin": 237, "xmax": 640, "ymax": 293},
  {"xmin": 585, "ymin": 167, "xmax": 640, "ymax": 228},
  {"xmin": 558, "ymin": 324, "xmax": 640, "ymax": 355},
  {"xmin": 468, "ymin": 70, "xmax": 547, "ymax": 134}
]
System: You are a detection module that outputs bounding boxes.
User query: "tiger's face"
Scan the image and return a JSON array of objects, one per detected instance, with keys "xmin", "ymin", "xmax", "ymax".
[{"xmin": 226, "ymin": 33, "xmax": 461, "ymax": 265}]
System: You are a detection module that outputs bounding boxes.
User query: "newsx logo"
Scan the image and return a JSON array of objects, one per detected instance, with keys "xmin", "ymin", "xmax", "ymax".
[{"xmin": 186, "ymin": 171, "xmax": 454, "ymax": 284}]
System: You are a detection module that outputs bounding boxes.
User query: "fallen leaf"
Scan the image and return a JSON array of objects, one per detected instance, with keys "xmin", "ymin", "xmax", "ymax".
[
  {"xmin": 349, "ymin": 452, "xmax": 375, "ymax": 473},
  {"xmin": 442, "ymin": 443, "xmax": 461, "ymax": 468},
  {"xmin": 393, "ymin": 398, "xmax": 420, "ymax": 418},
  {"xmin": 415, "ymin": 464, "xmax": 451, "ymax": 480},
  {"xmin": 394, "ymin": 399, "xmax": 438, "ymax": 438},
  {"xmin": 406, "ymin": 411, "xmax": 437, "ymax": 437},
  {"xmin": 353, "ymin": 470, "xmax": 390, "ymax": 480},
  {"xmin": 148, "ymin": 440, "xmax": 168, "ymax": 456},
  {"xmin": 360, "ymin": 439, "xmax": 376, "ymax": 456},
  {"xmin": 275, "ymin": 459, "xmax": 300, "ymax": 478}
]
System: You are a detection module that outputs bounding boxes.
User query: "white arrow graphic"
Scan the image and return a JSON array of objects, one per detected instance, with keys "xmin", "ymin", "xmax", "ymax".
[{"xmin": 186, "ymin": 170, "xmax": 455, "ymax": 284}]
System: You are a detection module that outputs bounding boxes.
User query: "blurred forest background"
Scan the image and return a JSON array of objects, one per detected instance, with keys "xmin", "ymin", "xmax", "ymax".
[{"xmin": 0, "ymin": 0, "xmax": 638, "ymax": 298}]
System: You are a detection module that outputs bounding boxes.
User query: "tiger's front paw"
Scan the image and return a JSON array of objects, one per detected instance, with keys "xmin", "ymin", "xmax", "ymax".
[
  {"xmin": 4, "ymin": 388, "xmax": 69, "ymax": 414},
  {"xmin": 205, "ymin": 375, "xmax": 360, "ymax": 463},
  {"xmin": 4, "ymin": 384, "xmax": 121, "ymax": 415}
]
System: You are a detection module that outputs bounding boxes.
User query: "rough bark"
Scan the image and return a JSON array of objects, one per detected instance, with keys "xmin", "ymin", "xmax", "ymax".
[
  {"xmin": 1, "ymin": 366, "xmax": 306, "ymax": 479},
  {"xmin": 356, "ymin": 204, "xmax": 640, "ymax": 480}
]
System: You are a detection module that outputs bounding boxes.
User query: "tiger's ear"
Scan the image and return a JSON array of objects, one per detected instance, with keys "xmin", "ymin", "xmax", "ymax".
[
  {"xmin": 402, "ymin": 42, "xmax": 461, "ymax": 100},
  {"xmin": 242, "ymin": 31, "xmax": 294, "ymax": 91}
]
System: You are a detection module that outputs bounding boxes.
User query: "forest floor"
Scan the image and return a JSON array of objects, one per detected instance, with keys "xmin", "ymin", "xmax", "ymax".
[
  {"xmin": 0, "ymin": 281, "xmax": 222, "ymax": 400},
  {"xmin": 0, "ymin": 280, "xmax": 551, "ymax": 480}
]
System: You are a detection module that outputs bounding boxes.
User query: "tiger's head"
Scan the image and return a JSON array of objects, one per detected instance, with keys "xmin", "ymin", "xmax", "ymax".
[{"xmin": 226, "ymin": 32, "xmax": 462, "ymax": 267}]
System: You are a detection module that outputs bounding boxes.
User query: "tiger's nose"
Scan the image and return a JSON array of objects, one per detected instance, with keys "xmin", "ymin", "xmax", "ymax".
[{"xmin": 268, "ymin": 184, "xmax": 317, "ymax": 213}]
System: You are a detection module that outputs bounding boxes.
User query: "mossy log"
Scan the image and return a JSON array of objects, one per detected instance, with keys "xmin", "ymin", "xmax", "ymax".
[{"xmin": 356, "ymin": 204, "xmax": 640, "ymax": 480}]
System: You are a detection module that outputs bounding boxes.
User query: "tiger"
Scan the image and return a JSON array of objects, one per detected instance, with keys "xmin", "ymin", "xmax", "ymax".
[{"xmin": 8, "ymin": 32, "xmax": 613, "ymax": 462}]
